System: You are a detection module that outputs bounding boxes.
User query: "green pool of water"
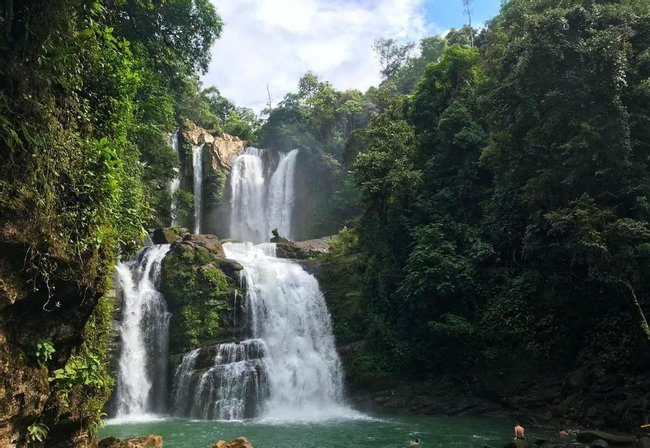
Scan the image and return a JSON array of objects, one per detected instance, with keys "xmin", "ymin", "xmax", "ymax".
[{"xmin": 100, "ymin": 414, "xmax": 540, "ymax": 447}]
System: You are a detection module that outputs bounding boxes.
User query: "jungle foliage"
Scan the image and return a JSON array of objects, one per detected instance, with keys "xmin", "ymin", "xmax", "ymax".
[
  {"xmin": 0, "ymin": 0, "xmax": 223, "ymax": 440},
  {"xmin": 340, "ymin": 0, "xmax": 650, "ymax": 384}
]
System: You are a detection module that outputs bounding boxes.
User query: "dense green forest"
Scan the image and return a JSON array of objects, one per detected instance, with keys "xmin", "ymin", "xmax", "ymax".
[
  {"xmin": 257, "ymin": 0, "xmax": 650, "ymax": 427},
  {"xmin": 1, "ymin": 0, "xmax": 650, "ymax": 445}
]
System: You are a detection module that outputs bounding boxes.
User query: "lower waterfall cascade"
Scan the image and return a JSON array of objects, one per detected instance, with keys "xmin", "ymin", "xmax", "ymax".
[{"xmin": 113, "ymin": 244, "xmax": 171, "ymax": 418}]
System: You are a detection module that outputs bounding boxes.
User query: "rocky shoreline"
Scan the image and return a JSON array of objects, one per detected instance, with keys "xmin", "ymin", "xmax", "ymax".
[{"xmin": 99, "ymin": 436, "xmax": 252, "ymax": 448}]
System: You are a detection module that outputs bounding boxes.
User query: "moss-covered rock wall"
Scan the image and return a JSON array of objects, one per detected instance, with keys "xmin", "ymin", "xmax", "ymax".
[{"xmin": 160, "ymin": 234, "xmax": 245, "ymax": 354}]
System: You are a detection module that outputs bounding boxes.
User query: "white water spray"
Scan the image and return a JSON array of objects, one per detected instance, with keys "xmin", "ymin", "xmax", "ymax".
[
  {"xmin": 222, "ymin": 242, "xmax": 354, "ymax": 421},
  {"xmin": 229, "ymin": 148, "xmax": 299, "ymax": 242},
  {"xmin": 114, "ymin": 244, "xmax": 171, "ymax": 417},
  {"xmin": 192, "ymin": 144, "xmax": 204, "ymax": 234},
  {"xmin": 229, "ymin": 148, "xmax": 266, "ymax": 242},
  {"xmin": 169, "ymin": 132, "xmax": 180, "ymax": 226}
]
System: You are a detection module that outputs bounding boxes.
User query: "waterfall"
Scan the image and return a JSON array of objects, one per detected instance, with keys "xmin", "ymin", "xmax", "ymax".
[
  {"xmin": 267, "ymin": 149, "xmax": 298, "ymax": 240},
  {"xmin": 114, "ymin": 244, "xmax": 171, "ymax": 417},
  {"xmin": 229, "ymin": 148, "xmax": 266, "ymax": 242},
  {"xmin": 192, "ymin": 144, "xmax": 204, "ymax": 234},
  {"xmin": 189, "ymin": 340, "xmax": 269, "ymax": 420},
  {"xmin": 171, "ymin": 348, "xmax": 200, "ymax": 416},
  {"xmin": 222, "ymin": 242, "xmax": 350, "ymax": 420},
  {"xmin": 166, "ymin": 143, "xmax": 357, "ymax": 422},
  {"xmin": 169, "ymin": 131, "xmax": 181, "ymax": 226},
  {"xmin": 229, "ymin": 148, "xmax": 299, "ymax": 242}
]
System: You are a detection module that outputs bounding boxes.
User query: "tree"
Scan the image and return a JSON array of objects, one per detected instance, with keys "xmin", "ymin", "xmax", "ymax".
[{"xmin": 373, "ymin": 38, "xmax": 415, "ymax": 80}]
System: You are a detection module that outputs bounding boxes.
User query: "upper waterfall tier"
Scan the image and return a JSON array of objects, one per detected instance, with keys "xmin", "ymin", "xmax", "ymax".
[
  {"xmin": 229, "ymin": 148, "xmax": 298, "ymax": 243},
  {"xmin": 169, "ymin": 131, "xmax": 181, "ymax": 227},
  {"xmin": 192, "ymin": 144, "xmax": 204, "ymax": 234}
]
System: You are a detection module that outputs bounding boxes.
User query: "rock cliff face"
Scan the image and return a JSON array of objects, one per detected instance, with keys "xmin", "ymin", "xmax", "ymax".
[
  {"xmin": 0, "ymin": 229, "xmax": 113, "ymax": 447},
  {"xmin": 182, "ymin": 124, "xmax": 244, "ymax": 172},
  {"xmin": 179, "ymin": 123, "xmax": 245, "ymax": 236}
]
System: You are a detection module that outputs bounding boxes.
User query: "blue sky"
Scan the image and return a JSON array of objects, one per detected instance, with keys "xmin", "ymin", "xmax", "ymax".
[
  {"xmin": 204, "ymin": 0, "xmax": 503, "ymax": 112},
  {"xmin": 424, "ymin": 0, "xmax": 502, "ymax": 31}
]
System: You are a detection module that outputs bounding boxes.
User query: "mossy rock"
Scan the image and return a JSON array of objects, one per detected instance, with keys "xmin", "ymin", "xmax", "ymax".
[
  {"xmin": 161, "ymin": 238, "xmax": 244, "ymax": 353},
  {"xmin": 152, "ymin": 228, "xmax": 181, "ymax": 245}
]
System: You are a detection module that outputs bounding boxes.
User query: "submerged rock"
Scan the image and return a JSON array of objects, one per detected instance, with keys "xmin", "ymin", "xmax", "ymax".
[{"xmin": 210, "ymin": 436, "xmax": 253, "ymax": 448}]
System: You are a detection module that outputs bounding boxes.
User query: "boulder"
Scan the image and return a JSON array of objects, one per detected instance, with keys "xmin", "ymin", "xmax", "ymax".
[
  {"xmin": 274, "ymin": 241, "xmax": 309, "ymax": 259},
  {"xmin": 577, "ymin": 431, "xmax": 636, "ymax": 445},
  {"xmin": 294, "ymin": 236, "xmax": 334, "ymax": 255},
  {"xmin": 99, "ymin": 435, "xmax": 163, "ymax": 448},
  {"xmin": 152, "ymin": 228, "xmax": 181, "ymax": 245},
  {"xmin": 217, "ymin": 258, "xmax": 244, "ymax": 280},
  {"xmin": 210, "ymin": 437, "xmax": 253, "ymax": 448},
  {"xmin": 173, "ymin": 233, "xmax": 225, "ymax": 258}
]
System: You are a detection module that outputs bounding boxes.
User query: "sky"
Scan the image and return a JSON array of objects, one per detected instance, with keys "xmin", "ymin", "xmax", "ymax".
[{"xmin": 203, "ymin": 0, "xmax": 502, "ymax": 112}]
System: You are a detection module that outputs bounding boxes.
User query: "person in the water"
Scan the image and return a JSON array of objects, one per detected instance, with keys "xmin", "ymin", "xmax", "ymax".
[
  {"xmin": 514, "ymin": 422, "xmax": 525, "ymax": 439},
  {"xmin": 409, "ymin": 439, "xmax": 420, "ymax": 446}
]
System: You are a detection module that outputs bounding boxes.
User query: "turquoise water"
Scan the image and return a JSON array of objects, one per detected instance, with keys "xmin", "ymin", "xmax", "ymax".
[{"xmin": 100, "ymin": 414, "xmax": 537, "ymax": 447}]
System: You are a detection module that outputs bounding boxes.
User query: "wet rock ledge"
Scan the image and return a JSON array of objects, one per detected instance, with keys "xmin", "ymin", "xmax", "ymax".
[{"xmin": 98, "ymin": 436, "xmax": 253, "ymax": 448}]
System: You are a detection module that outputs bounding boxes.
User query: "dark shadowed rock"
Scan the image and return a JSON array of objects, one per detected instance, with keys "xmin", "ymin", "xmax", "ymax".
[
  {"xmin": 152, "ymin": 227, "xmax": 181, "ymax": 244},
  {"xmin": 217, "ymin": 258, "xmax": 244, "ymax": 280},
  {"xmin": 590, "ymin": 439, "xmax": 609, "ymax": 448},
  {"xmin": 577, "ymin": 431, "xmax": 636, "ymax": 445},
  {"xmin": 274, "ymin": 241, "xmax": 309, "ymax": 259}
]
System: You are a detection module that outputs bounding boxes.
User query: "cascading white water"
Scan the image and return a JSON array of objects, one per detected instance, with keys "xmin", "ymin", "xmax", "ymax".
[
  {"xmin": 267, "ymin": 149, "xmax": 298, "ymax": 240},
  {"xmin": 229, "ymin": 148, "xmax": 299, "ymax": 242},
  {"xmin": 169, "ymin": 131, "xmax": 181, "ymax": 226},
  {"xmin": 166, "ymin": 144, "xmax": 357, "ymax": 422},
  {"xmin": 192, "ymin": 144, "xmax": 204, "ymax": 234},
  {"xmin": 189, "ymin": 340, "xmax": 269, "ymax": 420},
  {"xmin": 222, "ymin": 242, "xmax": 354, "ymax": 421},
  {"xmin": 171, "ymin": 348, "xmax": 200, "ymax": 416},
  {"xmin": 114, "ymin": 244, "xmax": 171, "ymax": 417},
  {"xmin": 229, "ymin": 148, "xmax": 266, "ymax": 242}
]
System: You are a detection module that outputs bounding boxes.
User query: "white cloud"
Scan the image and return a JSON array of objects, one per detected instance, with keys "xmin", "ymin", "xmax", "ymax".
[{"xmin": 202, "ymin": 0, "xmax": 432, "ymax": 112}]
